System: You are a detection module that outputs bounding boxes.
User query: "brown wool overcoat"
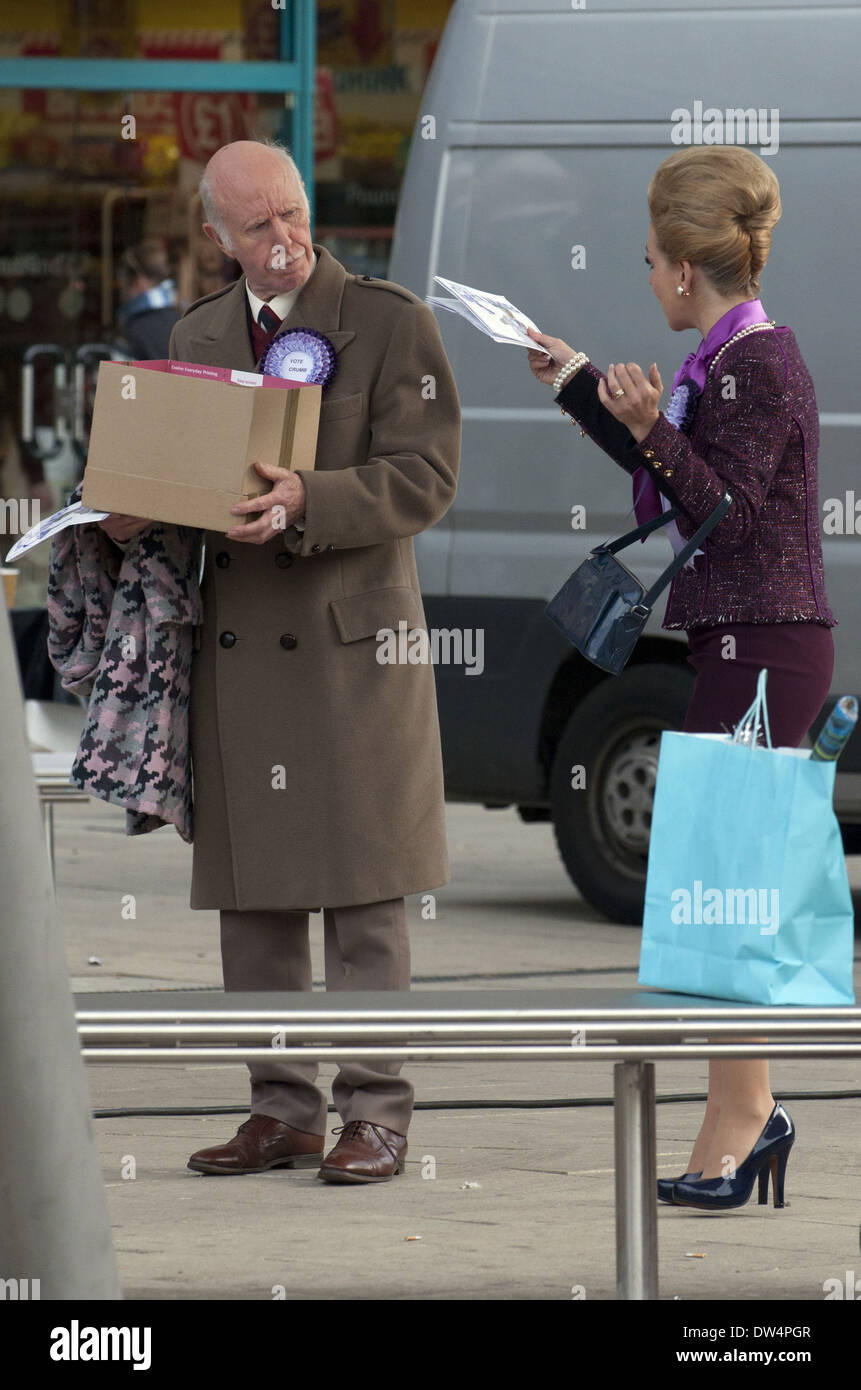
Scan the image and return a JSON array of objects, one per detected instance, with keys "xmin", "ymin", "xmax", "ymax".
[{"xmin": 169, "ymin": 244, "xmax": 461, "ymax": 909}]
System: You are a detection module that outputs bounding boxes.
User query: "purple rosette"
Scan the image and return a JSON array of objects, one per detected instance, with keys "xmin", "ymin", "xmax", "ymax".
[
  {"xmin": 260, "ymin": 327, "xmax": 337, "ymax": 390},
  {"xmin": 664, "ymin": 377, "xmax": 699, "ymax": 434}
]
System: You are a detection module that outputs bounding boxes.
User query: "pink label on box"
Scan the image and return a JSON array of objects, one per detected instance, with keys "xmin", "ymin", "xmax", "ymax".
[{"xmin": 132, "ymin": 359, "xmax": 310, "ymax": 391}]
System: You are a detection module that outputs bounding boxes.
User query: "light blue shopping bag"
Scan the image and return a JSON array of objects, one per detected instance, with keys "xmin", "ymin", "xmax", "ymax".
[{"xmin": 638, "ymin": 671, "xmax": 855, "ymax": 1006}]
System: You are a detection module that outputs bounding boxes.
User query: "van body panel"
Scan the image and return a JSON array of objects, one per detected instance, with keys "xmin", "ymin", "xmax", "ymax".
[{"xmin": 391, "ymin": 0, "xmax": 861, "ymax": 825}]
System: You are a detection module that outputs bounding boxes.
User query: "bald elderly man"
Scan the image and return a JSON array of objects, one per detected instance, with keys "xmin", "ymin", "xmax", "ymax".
[{"xmin": 99, "ymin": 140, "xmax": 461, "ymax": 1183}]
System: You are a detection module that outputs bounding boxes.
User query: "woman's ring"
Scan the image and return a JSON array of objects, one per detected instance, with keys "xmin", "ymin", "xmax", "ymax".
[{"xmin": 613, "ymin": 387, "xmax": 626, "ymax": 399}]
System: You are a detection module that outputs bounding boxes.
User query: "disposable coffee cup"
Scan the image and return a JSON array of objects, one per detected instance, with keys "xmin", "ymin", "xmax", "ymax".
[{"xmin": 1, "ymin": 568, "xmax": 19, "ymax": 606}]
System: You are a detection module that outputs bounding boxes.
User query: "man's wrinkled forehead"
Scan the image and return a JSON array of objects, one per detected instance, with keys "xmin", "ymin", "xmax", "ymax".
[{"xmin": 215, "ymin": 167, "xmax": 305, "ymax": 226}]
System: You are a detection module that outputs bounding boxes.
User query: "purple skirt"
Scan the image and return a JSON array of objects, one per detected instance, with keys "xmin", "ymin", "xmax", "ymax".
[{"xmin": 683, "ymin": 622, "xmax": 834, "ymax": 748}]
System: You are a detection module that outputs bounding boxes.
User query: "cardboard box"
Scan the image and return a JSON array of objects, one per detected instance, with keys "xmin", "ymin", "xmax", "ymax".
[{"xmin": 82, "ymin": 359, "xmax": 321, "ymax": 533}]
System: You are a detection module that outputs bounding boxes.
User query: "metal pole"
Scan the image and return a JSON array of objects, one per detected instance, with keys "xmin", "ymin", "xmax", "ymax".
[
  {"xmin": 0, "ymin": 605, "xmax": 121, "ymax": 1299},
  {"xmin": 45, "ymin": 801, "xmax": 55, "ymax": 883},
  {"xmin": 614, "ymin": 1060, "xmax": 658, "ymax": 1301}
]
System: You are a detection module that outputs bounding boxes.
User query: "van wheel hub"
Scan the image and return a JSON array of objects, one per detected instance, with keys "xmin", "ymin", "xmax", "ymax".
[{"xmin": 600, "ymin": 732, "xmax": 660, "ymax": 854}]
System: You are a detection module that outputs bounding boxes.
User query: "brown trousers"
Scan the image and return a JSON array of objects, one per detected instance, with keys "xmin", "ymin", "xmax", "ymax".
[{"xmin": 219, "ymin": 897, "xmax": 413, "ymax": 1137}]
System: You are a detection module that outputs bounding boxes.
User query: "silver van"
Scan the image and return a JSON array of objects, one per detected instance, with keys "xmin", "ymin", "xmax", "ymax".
[{"xmin": 389, "ymin": 0, "xmax": 861, "ymax": 922}]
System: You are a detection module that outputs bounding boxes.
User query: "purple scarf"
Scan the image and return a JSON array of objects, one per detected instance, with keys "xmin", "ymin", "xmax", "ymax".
[{"xmin": 633, "ymin": 299, "xmax": 770, "ymax": 547}]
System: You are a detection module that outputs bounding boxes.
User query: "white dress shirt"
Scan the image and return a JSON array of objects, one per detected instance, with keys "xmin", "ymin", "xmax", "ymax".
[{"xmin": 245, "ymin": 251, "xmax": 317, "ymax": 326}]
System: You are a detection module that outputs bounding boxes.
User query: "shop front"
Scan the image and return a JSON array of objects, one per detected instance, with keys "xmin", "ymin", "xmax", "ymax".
[{"xmin": 0, "ymin": 0, "xmax": 453, "ymax": 605}]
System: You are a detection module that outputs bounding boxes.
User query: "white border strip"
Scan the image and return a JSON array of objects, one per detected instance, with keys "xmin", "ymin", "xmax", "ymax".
[{"xmin": 460, "ymin": 407, "xmax": 861, "ymax": 425}]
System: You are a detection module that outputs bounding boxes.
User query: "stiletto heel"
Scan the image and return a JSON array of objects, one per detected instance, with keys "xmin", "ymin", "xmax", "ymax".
[
  {"xmin": 672, "ymin": 1105, "xmax": 795, "ymax": 1212},
  {"xmin": 772, "ymin": 1144, "xmax": 791, "ymax": 1208},
  {"xmin": 757, "ymin": 1161, "xmax": 770, "ymax": 1205},
  {"xmin": 757, "ymin": 1141, "xmax": 793, "ymax": 1207}
]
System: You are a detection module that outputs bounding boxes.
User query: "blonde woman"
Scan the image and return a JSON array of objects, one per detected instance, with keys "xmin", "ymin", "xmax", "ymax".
[{"xmin": 528, "ymin": 146, "xmax": 835, "ymax": 1210}]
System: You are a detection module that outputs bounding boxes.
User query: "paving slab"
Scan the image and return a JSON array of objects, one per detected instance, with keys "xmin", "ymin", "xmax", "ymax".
[{"xmin": 39, "ymin": 798, "xmax": 861, "ymax": 1301}]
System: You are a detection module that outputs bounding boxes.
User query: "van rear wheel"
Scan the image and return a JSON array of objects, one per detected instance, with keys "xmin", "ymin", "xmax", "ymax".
[{"xmin": 549, "ymin": 664, "xmax": 694, "ymax": 924}]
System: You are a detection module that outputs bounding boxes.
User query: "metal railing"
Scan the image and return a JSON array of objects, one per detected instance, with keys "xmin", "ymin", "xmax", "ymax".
[{"xmin": 74, "ymin": 987, "xmax": 861, "ymax": 1301}]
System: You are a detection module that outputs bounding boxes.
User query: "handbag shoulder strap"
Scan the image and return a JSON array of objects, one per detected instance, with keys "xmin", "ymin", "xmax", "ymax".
[
  {"xmin": 595, "ymin": 506, "xmax": 682, "ymax": 555},
  {"xmin": 639, "ymin": 492, "xmax": 732, "ymax": 609}
]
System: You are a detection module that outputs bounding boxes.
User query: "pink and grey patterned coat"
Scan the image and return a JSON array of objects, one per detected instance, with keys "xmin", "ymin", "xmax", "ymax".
[{"xmin": 46, "ymin": 485, "xmax": 203, "ymax": 842}]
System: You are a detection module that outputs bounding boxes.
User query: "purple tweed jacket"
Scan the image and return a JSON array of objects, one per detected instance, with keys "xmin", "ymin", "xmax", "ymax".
[{"xmin": 555, "ymin": 326, "xmax": 836, "ymax": 630}]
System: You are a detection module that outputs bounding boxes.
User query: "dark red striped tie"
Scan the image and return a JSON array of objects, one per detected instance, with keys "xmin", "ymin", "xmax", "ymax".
[
  {"xmin": 251, "ymin": 304, "xmax": 282, "ymax": 367},
  {"xmin": 258, "ymin": 304, "xmax": 281, "ymax": 336}
]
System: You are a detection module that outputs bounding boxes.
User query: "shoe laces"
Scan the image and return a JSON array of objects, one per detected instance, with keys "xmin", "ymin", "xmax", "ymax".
[
  {"xmin": 333, "ymin": 1121, "xmax": 370, "ymax": 1142},
  {"xmin": 332, "ymin": 1120, "xmax": 399, "ymax": 1160},
  {"xmin": 237, "ymin": 1114, "xmax": 270, "ymax": 1134}
]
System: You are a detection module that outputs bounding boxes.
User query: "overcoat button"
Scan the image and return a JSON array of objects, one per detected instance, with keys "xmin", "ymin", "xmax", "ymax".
[
  {"xmin": 311, "ymin": 543, "xmax": 320, "ymax": 553},
  {"xmin": 275, "ymin": 552, "xmax": 293, "ymax": 568},
  {"xmin": 215, "ymin": 551, "xmax": 230, "ymax": 568},
  {"xmin": 280, "ymin": 633, "xmax": 298, "ymax": 650},
  {"xmin": 325, "ymin": 543, "xmax": 335, "ymax": 552},
  {"xmin": 220, "ymin": 631, "xmax": 236, "ymax": 648}
]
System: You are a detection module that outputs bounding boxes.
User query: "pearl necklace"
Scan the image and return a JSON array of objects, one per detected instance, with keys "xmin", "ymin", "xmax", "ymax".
[{"xmin": 707, "ymin": 320, "xmax": 776, "ymax": 378}]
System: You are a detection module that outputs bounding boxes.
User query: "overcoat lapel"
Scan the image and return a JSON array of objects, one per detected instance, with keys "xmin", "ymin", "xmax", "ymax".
[
  {"xmin": 181, "ymin": 279, "xmax": 256, "ymax": 372},
  {"xmin": 275, "ymin": 244, "xmax": 356, "ymax": 359}
]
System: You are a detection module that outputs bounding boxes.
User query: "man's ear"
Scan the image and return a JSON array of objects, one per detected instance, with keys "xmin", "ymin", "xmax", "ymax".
[{"xmin": 202, "ymin": 222, "xmax": 233, "ymax": 258}]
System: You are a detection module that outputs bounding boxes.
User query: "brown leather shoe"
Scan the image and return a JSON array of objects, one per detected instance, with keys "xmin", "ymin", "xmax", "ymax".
[
  {"xmin": 317, "ymin": 1121, "xmax": 407, "ymax": 1184},
  {"xmin": 187, "ymin": 1114, "xmax": 325, "ymax": 1175}
]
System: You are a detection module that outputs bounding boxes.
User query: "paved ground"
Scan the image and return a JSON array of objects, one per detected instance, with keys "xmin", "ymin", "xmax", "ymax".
[{"xmin": 47, "ymin": 795, "xmax": 861, "ymax": 1302}]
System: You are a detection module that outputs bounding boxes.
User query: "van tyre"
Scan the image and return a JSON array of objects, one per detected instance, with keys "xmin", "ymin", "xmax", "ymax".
[{"xmin": 549, "ymin": 663, "xmax": 694, "ymax": 924}]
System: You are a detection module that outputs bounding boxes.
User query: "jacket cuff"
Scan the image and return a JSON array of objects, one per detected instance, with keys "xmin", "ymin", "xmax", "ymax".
[
  {"xmin": 554, "ymin": 364, "xmax": 646, "ymax": 477},
  {"xmin": 555, "ymin": 368, "xmax": 693, "ymax": 516},
  {"xmin": 631, "ymin": 414, "xmax": 685, "ymax": 480},
  {"xmin": 631, "ymin": 413, "xmax": 730, "ymax": 524},
  {"xmin": 279, "ymin": 469, "xmax": 334, "ymax": 557},
  {"xmin": 626, "ymin": 414, "xmax": 705, "ymax": 519}
]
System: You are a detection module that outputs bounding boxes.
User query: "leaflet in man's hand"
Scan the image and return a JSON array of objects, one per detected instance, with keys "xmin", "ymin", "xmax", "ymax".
[
  {"xmin": 427, "ymin": 276, "xmax": 541, "ymax": 348},
  {"xmin": 5, "ymin": 500, "xmax": 110, "ymax": 561}
]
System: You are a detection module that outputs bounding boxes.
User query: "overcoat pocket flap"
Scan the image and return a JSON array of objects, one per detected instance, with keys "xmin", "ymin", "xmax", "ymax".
[
  {"xmin": 329, "ymin": 586, "xmax": 424, "ymax": 643},
  {"xmin": 319, "ymin": 391, "xmax": 364, "ymax": 422}
]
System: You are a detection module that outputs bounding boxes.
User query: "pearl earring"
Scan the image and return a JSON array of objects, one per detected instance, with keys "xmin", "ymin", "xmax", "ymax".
[{"xmin": 677, "ymin": 284, "xmax": 690, "ymax": 297}]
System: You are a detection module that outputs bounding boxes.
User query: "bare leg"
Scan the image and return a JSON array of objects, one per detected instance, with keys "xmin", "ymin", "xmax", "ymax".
[
  {"xmin": 686, "ymin": 1059, "xmax": 721, "ymax": 1172},
  {"xmin": 689, "ymin": 1056, "xmax": 775, "ymax": 1181}
]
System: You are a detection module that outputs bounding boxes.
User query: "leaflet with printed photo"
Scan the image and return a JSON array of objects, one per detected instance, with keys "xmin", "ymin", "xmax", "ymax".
[
  {"xmin": 5, "ymin": 500, "xmax": 110, "ymax": 562},
  {"xmin": 427, "ymin": 275, "xmax": 541, "ymax": 348}
]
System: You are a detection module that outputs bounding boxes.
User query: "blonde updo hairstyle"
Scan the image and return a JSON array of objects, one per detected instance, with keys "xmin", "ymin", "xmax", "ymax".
[{"xmin": 648, "ymin": 146, "xmax": 781, "ymax": 296}]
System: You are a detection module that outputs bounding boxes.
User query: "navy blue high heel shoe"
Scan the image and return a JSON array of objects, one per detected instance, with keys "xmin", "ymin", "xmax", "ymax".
[
  {"xmin": 657, "ymin": 1170, "xmax": 701, "ymax": 1204},
  {"xmin": 671, "ymin": 1103, "xmax": 794, "ymax": 1211}
]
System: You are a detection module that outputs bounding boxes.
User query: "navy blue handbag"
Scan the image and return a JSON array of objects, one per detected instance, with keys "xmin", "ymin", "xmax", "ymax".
[{"xmin": 545, "ymin": 494, "xmax": 732, "ymax": 675}]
